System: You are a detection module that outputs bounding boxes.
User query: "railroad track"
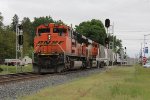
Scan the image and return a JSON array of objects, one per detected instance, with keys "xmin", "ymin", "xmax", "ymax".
[
  {"xmin": 0, "ymin": 67, "xmax": 106, "ymax": 85},
  {"xmin": 0, "ymin": 72, "xmax": 43, "ymax": 85}
]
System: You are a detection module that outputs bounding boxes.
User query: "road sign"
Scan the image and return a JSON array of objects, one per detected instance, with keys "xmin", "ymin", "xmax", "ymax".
[{"xmin": 145, "ymin": 47, "xmax": 148, "ymax": 54}]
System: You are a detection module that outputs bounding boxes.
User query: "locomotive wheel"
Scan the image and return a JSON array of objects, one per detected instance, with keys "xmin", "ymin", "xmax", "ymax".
[
  {"xmin": 55, "ymin": 65, "xmax": 64, "ymax": 73},
  {"xmin": 81, "ymin": 62, "xmax": 86, "ymax": 70},
  {"xmin": 57, "ymin": 66, "xmax": 63, "ymax": 73},
  {"xmin": 37, "ymin": 56, "xmax": 42, "ymax": 74},
  {"xmin": 38, "ymin": 64, "xmax": 41, "ymax": 74},
  {"xmin": 90, "ymin": 61, "xmax": 92, "ymax": 68},
  {"xmin": 54, "ymin": 66, "xmax": 58, "ymax": 73}
]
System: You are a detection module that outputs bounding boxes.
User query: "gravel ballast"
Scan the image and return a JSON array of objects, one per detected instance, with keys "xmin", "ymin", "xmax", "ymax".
[{"xmin": 0, "ymin": 67, "xmax": 106, "ymax": 100}]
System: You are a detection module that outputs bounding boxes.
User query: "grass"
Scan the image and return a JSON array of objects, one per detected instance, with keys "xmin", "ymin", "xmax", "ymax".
[
  {"xmin": 0, "ymin": 64, "xmax": 32, "ymax": 74},
  {"xmin": 21, "ymin": 65, "xmax": 150, "ymax": 100}
]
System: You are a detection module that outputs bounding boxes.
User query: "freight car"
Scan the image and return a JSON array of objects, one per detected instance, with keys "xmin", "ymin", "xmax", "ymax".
[{"xmin": 33, "ymin": 23, "xmax": 111, "ymax": 73}]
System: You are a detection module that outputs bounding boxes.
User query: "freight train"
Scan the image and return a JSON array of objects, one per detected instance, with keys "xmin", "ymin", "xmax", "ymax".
[{"xmin": 32, "ymin": 23, "xmax": 119, "ymax": 73}]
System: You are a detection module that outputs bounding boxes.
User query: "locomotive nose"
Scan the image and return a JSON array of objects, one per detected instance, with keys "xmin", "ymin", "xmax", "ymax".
[{"xmin": 39, "ymin": 33, "xmax": 51, "ymax": 41}]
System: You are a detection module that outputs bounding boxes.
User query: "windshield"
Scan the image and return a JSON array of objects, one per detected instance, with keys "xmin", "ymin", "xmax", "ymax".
[
  {"xmin": 38, "ymin": 28, "xmax": 50, "ymax": 35},
  {"xmin": 53, "ymin": 28, "xmax": 67, "ymax": 33}
]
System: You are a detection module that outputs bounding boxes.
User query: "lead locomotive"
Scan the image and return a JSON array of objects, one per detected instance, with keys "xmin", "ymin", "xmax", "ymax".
[{"xmin": 33, "ymin": 23, "xmax": 111, "ymax": 73}]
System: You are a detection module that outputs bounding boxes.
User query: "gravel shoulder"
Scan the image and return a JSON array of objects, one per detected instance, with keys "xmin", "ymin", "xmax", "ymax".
[{"xmin": 0, "ymin": 67, "xmax": 107, "ymax": 100}]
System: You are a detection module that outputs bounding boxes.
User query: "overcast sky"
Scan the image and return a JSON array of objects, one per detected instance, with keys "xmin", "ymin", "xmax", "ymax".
[{"xmin": 0, "ymin": 0, "xmax": 150, "ymax": 58}]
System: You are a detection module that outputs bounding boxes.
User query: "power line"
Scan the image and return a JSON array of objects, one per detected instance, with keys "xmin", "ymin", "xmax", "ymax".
[
  {"xmin": 121, "ymin": 39, "xmax": 147, "ymax": 40},
  {"xmin": 115, "ymin": 30, "xmax": 150, "ymax": 32},
  {"xmin": 121, "ymin": 38, "xmax": 150, "ymax": 40},
  {"xmin": 115, "ymin": 34, "xmax": 144, "ymax": 36}
]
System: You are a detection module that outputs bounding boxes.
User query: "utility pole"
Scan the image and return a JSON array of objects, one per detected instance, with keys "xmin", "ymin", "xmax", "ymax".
[
  {"xmin": 143, "ymin": 34, "xmax": 150, "ymax": 65},
  {"xmin": 144, "ymin": 34, "xmax": 150, "ymax": 57},
  {"xmin": 112, "ymin": 22, "xmax": 114, "ymax": 66},
  {"xmin": 16, "ymin": 24, "xmax": 18, "ymax": 72},
  {"xmin": 144, "ymin": 35, "xmax": 146, "ymax": 58},
  {"xmin": 140, "ymin": 43, "xmax": 142, "ymax": 65}
]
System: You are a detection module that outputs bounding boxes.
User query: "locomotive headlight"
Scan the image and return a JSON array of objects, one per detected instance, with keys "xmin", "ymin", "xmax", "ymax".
[{"xmin": 48, "ymin": 35, "xmax": 51, "ymax": 40}]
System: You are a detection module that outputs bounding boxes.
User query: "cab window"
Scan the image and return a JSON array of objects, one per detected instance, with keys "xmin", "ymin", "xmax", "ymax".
[
  {"xmin": 38, "ymin": 28, "xmax": 50, "ymax": 36},
  {"xmin": 53, "ymin": 28, "xmax": 67, "ymax": 36}
]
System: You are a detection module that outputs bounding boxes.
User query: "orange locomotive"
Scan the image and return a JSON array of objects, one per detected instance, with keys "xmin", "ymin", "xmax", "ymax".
[{"xmin": 33, "ymin": 23, "xmax": 102, "ymax": 73}]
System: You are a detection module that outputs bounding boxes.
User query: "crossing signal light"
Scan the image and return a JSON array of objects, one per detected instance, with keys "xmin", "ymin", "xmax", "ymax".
[
  {"xmin": 105, "ymin": 19, "xmax": 110, "ymax": 28},
  {"xmin": 18, "ymin": 35, "xmax": 23, "ymax": 45}
]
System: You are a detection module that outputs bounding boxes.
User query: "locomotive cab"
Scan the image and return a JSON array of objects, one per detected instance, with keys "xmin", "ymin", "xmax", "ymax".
[
  {"xmin": 34, "ymin": 24, "xmax": 70, "ymax": 55},
  {"xmin": 33, "ymin": 24, "xmax": 71, "ymax": 73},
  {"xmin": 53, "ymin": 27, "xmax": 67, "ymax": 36}
]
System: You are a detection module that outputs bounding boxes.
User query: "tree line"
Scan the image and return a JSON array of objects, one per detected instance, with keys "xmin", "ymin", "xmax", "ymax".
[
  {"xmin": 0, "ymin": 12, "xmax": 122, "ymax": 60},
  {"xmin": 75, "ymin": 19, "xmax": 123, "ymax": 54}
]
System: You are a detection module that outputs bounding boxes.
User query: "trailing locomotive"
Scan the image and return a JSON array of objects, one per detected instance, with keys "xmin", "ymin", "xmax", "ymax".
[{"xmin": 33, "ymin": 23, "xmax": 111, "ymax": 73}]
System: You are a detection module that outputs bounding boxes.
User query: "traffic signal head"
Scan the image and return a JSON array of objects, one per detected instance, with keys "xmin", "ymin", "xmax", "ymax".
[{"xmin": 105, "ymin": 19, "xmax": 110, "ymax": 28}]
